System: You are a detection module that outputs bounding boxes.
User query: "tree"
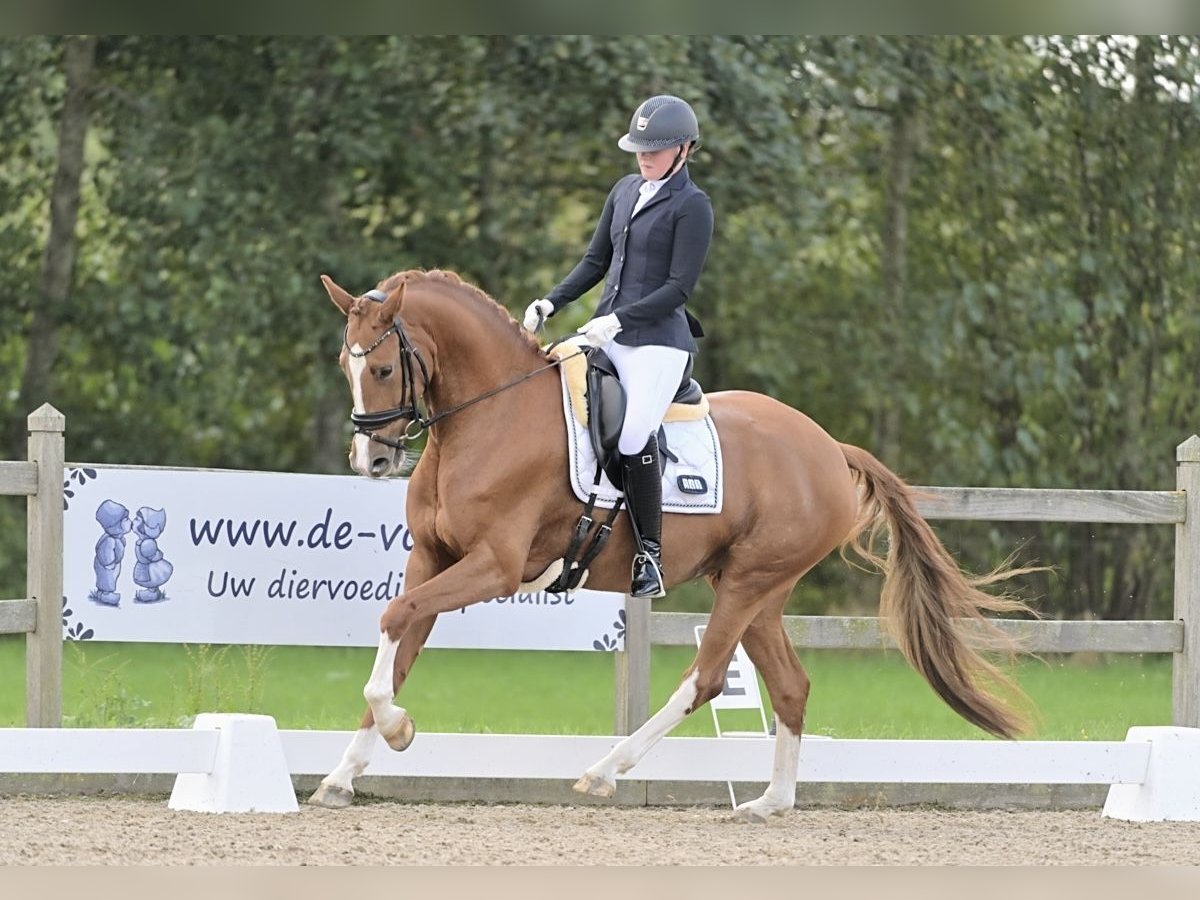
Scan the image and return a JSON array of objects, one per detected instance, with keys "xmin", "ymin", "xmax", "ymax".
[
  {"xmin": 8, "ymin": 36, "xmax": 97, "ymax": 454},
  {"xmin": 4, "ymin": 35, "xmax": 1199, "ymax": 620}
]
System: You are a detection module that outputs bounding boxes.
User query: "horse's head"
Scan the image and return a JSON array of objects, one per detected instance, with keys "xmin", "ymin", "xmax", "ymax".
[{"xmin": 322, "ymin": 274, "xmax": 428, "ymax": 479}]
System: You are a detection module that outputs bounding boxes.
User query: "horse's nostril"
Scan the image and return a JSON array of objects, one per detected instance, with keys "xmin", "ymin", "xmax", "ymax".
[{"xmin": 370, "ymin": 457, "xmax": 390, "ymax": 476}]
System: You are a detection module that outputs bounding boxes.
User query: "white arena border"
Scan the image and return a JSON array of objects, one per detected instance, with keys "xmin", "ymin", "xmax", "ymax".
[{"xmin": 1, "ymin": 715, "xmax": 1198, "ymax": 821}]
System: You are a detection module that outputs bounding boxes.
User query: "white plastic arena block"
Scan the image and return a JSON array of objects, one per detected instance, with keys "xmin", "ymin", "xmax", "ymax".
[
  {"xmin": 169, "ymin": 713, "xmax": 299, "ymax": 814},
  {"xmin": 1103, "ymin": 727, "xmax": 1200, "ymax": 822}
]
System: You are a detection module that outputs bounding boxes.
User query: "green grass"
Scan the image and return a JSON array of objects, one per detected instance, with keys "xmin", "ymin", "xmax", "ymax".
[{"xmin": 0, "ymin": 634, "xmax": 1173, "ymax": 739}]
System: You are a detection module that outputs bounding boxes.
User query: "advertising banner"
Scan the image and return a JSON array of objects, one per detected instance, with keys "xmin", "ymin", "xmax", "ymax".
[{"xmin": 62, "ymin": 465, "xmax": 626, "ymax": 651}]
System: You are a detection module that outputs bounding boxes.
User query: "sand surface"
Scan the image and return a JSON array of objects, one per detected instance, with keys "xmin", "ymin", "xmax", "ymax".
[{"xmin": 1, "ymin": 797, "xmax": 1198, "ymax": 865}]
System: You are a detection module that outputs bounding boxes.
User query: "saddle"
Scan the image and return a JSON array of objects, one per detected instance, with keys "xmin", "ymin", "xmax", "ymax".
[
  {"xmin": 544, "ymin": 341, "xmax": 709, "ymax": 594},
  {"xmin": 548, "ymin": 342, "xmax": 708, "ymax": 490}
]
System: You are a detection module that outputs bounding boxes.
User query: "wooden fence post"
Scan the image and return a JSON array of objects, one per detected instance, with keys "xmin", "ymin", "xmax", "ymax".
[
  {"xmin": 613, "ymin": 594, "xmax": 650, "ymax": 735},
  {"xmin": 26, "ymin": 404, "xmax": 64, "ymax": 728},
  {"xmin": 1174, "ymin": 435, "xmax": 1200, "ymax": 727}
]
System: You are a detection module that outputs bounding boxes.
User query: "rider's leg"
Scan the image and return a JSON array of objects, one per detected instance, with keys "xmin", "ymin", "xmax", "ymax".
[
  {"xmin": 622, "ymin": 433, "xmax": 666, "ymax": 598},
  {"xmin": 605, "ymin": 342, "xmax": 689, "ymax": 599}
]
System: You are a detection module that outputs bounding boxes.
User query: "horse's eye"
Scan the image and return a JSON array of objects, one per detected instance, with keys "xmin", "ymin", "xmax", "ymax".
[{"xmin": 378, "ymin": 365, "xmax": 394, "ymax": 379}]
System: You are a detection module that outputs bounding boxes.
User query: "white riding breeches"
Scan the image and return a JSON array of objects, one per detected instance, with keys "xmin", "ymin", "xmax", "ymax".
[{"xmin": 603, "ymin": 341, "xmax": 691, "ymax": 456}]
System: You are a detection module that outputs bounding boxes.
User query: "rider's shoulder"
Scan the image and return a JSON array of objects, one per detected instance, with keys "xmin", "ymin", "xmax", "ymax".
[
  {"xmin": 610, "ymin": 173, "xmax": 642, "ymax": 193},
  {"xmin": 678, "ymin": 183, "xmax": 712, "ymax": 211}
]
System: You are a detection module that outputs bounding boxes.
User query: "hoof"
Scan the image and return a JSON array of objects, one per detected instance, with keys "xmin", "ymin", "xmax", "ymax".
[
  {"xmin": 733, "ymin": 800, "xmax": 789, "ymax": 823},
  {"xmin": 572, "ymin": 772, "xmax": 616, "ymax": 798},
  {"xmin": 381, "ymin": 712, "xmax": 415, "ymax": 752},
  {"xmin": 307, "ymin": 783, "xmax": 354, "ymax": 809}
]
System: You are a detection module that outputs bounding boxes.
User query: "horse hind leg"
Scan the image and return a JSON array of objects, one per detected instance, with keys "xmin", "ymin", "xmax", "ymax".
[
  {"xmin": 573, "ymin": 667, "xmax": 710, "ymax": 799},
  {"xmin": 574, "ymin": 574, "xmax": 770, "ymax": 798},
  {"xmin": 730, "ymin": 603, "xmax": 810, "ymax": 823},
  {"xmin": 308, "ymin": 614, "xmax": 435, "ymax": 808}
]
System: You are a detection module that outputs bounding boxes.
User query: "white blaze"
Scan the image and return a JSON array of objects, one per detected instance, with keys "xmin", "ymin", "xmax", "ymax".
[{"xmin": 348, "ymin": 345, "xmax": 371, "ymax": 474}]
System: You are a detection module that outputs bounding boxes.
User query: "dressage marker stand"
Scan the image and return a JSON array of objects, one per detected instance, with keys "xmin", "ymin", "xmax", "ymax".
[
  {"xmin": 0, "ymin": 715, "xmax": 1198, "ymax": 820},
  {"xmin": 4, "ymin": 406, "xmax": 1200, "ymax": 813}
]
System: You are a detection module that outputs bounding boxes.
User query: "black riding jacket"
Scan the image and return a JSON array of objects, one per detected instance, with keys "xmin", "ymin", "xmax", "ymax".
[{"xmin": 546, "ymin": 165, "xmax": 713, "ymax": 353}]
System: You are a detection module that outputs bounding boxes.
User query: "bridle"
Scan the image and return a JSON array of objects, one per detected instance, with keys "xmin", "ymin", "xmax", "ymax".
[
  {"xmin": 346, "ymin": 288, "xmax": 580, "ymax": 452},
  {"xmin": 345, "ymin": 289, "xmax": 432, "ymax": 451}
]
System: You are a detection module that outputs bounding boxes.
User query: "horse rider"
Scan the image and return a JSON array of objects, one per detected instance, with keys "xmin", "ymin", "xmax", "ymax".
[{"xmin": 524, "ymin": 94, "xmax": 714, "ymax": 599}]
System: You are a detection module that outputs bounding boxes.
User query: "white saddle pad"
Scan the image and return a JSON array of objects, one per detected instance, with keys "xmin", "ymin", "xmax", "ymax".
[{"xmin": 559, "ymin": 367, "xmax": 724, "ymax": 514}]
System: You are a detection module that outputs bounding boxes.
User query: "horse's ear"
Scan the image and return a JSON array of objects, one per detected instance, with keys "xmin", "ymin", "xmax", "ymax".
[
  {"xmin": 321, "ymin": 274, "xmax": 356, "ymax": 317},
  {"xmin": 377, "ymin": 281, "xmax": 405, "ymax": 323}
]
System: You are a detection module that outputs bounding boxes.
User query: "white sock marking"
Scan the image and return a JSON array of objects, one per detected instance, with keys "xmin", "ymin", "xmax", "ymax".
[
  {"xmin": 363, "ymin": 632, "xmax": 407, "ymax": 738},
  {"xmin": 735, "ymin": 715, "xmax": 800, "ymax": 820},
  {"xmin": 763, "ymin": 715, "xmax": 800, "ymax": 803},
  {"xmin": 320, "ymin": 726, "xmax": 379, "ymax": 794},
  {"xmin": 585, "ymin": 670, "xmax": 700, "ymax": 784}
]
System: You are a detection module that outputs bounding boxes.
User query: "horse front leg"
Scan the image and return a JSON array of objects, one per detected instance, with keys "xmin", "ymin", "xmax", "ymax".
[
  {"xmin": 307, "ymin": 615, "xmax": 436, "ymax": 809},
  {"xmin": 362, "ymin": 543, "xmax": 523, "ymax": 747},
  {"xmin": 308, "ymin": 548, "xmax": 445, "ymax": 809}
]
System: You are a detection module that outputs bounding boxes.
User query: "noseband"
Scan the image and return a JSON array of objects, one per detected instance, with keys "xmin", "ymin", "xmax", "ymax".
[{"xmin": 346, "ymin": 288, "xmax": 580, "ymax": 453}]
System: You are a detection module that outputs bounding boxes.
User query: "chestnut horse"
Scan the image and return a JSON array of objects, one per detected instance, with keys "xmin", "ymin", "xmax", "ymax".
[{"xmin": 309, "ymin": 269, "xmax": 1030, "ymax": 821}]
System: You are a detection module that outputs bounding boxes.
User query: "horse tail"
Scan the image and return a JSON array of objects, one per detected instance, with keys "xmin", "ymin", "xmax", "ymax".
[{"xmin": 838, "ymin": 442, "xmax": 1034, "ymax": 740}]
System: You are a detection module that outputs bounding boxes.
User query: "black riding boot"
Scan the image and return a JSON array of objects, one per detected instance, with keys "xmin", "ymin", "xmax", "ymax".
[{"xmin": 622, "ymin": 434, "xmax": 666, "ymax": 599}]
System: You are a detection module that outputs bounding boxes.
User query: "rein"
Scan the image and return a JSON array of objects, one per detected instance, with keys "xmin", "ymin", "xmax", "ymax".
[{"xmin": 347, "ymin": 289, "xmax": 582, "ymax": 451}]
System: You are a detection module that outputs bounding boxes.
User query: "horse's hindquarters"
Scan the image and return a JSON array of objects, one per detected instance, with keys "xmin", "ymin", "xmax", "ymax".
[{"xmin": 664, "ymin": 392, "xmax": 859, "ymax": 581}]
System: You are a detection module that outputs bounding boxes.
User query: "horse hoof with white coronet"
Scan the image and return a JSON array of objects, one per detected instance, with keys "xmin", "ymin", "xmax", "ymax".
[
  {"xmin": 308, "ymin": 783, "xmax": 355, "ymax": 809},
  {"xmin": 381, "ymin": 712, "xmax": 416, "ymax": 752},
  {"xmin": 572, "ymin": 772, "xmax": 616, "ymax": 798},
  {"xmin": 734, "ymin": 799, "xmax": 790, "ymax": 823}
]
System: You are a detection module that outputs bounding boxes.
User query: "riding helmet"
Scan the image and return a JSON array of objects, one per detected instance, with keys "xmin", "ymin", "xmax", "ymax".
[{"xmin": 617, "ymin": 95, "xmax": 700, "ymax": 152}]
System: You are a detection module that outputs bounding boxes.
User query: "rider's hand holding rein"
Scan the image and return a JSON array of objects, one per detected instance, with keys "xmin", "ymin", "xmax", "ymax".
[{"xmin": 522, "ymin": 298, "xmax": 554, "ymax": 332}]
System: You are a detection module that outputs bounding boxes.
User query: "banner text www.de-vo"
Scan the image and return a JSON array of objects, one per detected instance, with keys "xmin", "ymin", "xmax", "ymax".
[{"xmin": 189, "ymin": 507, "xmax": 414, "ymax": 553}]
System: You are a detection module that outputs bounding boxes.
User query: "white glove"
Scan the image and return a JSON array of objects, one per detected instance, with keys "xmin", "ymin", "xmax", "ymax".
[
  {"xmin": 576, "ymin": 313, "xmax": 623, "ymax": 347},
  {"xmin": 522, "ymin": 298, "xmax": 554, "ymax": 332}
]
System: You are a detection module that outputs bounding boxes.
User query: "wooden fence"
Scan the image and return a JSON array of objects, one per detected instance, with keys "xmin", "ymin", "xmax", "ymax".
[
  {"xmin": 2, "ymin": 406, "xmax": 1198, "ymax": 735},
  {"xmin": 0, "ymin": 405, "xmax": 64, "ymax": 727},
  {"xmin": 616, "ymin": 439, "xmax": 1200, "ymax": 733}
]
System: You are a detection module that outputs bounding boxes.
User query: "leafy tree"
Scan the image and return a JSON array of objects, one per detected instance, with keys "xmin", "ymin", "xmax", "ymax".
[{"xmin": 5, "ymin": 35, "xmax": 1200, "ymax": 620}]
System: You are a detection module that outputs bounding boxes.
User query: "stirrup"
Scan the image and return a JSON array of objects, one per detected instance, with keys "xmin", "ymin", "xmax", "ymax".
[{"xmin": 630, "ymin": 552, "xmax": 666, "ymax": 599}]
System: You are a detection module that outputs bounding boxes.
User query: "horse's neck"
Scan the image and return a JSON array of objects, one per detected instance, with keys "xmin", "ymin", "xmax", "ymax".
[{"xmin": 408, "ymin": 287, "xmax": 545, "ymax": 417}]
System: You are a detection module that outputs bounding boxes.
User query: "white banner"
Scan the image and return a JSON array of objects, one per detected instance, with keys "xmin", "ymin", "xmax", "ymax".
[{"xmin": 62, "ymin": 465, "xmax": 626, "ymax": 651}]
